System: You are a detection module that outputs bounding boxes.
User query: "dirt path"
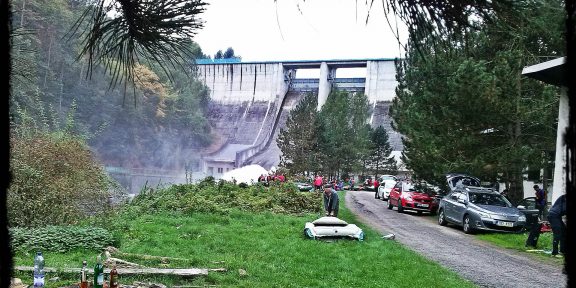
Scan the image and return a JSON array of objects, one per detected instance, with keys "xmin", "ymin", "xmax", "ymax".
[{"xmin": 345, "ymin": 191, "xmax": 566, "ymax": 288}]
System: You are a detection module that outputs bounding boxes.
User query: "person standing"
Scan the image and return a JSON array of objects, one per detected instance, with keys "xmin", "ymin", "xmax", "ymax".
[
  {"xmin": 548, "ymin": 194, "xmax": 566, "ymax": 256},
  {"xmin": 323, "ymin": 184, "xmax": 339, "ymax": 217},
  {"xmin": 314, "ymin": 175, "xmax": 323, "ymax": 192},
  {"xmin": 533, "ymin": 185, "xmax": 547, "ymax": 219},
  {"xmin": 373, "ymin": 177, "xmax": 380, "ymax": 199}
]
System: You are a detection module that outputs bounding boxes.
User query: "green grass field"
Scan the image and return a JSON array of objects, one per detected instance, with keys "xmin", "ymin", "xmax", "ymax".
[{"xmin": 13, "ymin": 194, "xmax": 476, "ymax": 288}]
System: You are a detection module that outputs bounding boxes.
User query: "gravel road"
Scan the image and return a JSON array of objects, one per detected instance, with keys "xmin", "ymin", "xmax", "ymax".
[{"xmin": 345, "ymin": 190, "xmax": 566, "ymax": 288}]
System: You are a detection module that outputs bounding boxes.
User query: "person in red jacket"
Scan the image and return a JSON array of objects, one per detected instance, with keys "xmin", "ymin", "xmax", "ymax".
[
  {"xmin": 314, "ymin": 175, "xmax": 323, "ymax": 192},
  {"xmin": 373, "ymin": 177, "xmax": 380, "ymax": 198}
]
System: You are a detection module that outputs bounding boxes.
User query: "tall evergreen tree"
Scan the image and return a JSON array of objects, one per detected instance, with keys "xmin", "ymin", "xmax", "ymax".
[
  {"xmin": 391, "ymin": 0, "xmax": 563, "ymax": 203},
  {"xmin": 367, "ymin": 126, "xmax": 397, "ymax": 177},
  {"xmin": 277, "ymin": 93, "xmax": 319, "ymax": 175}
]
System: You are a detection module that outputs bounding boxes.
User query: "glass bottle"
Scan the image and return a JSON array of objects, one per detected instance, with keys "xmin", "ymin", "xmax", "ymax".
[
  {"xmin": 80, "ymin": 260, "xmax": 88, "ymax": 288},
  {"xmin": 33, "ymin": 251, "xmax": 45, "ymax": 287},
  {"xmin": 109, "ymin": 263, "xmax": 118, "ymax": 288},
  {"xmin": 93, "ymin": 255, "xmax": 104, "ymax": 288}
]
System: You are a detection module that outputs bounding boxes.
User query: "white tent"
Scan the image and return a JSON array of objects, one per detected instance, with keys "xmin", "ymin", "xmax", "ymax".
[{"xmin": 221, "ymin": 164, "xmax": 269, "ymax": 184}]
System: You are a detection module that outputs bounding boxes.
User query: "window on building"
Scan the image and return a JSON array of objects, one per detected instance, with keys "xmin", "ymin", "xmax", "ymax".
[
  {"xmin": 217, "ymin": 167, "xmax": 223, "ymax": 174},
  {"xmin": 227, "ymin": 168, "xmax": 230, "ymax": 172}
]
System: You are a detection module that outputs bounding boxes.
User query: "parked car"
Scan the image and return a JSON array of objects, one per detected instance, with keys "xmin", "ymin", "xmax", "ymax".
[
  {"xmin": 294, "ymin": 182, "xmax": 314, "ymax": 192},
  {"xmin": 377, "ymin": 180, "xmax": 397, "ymax": 201},
  {"xmin": 387, "ymin": 181, "xmax": 439, "ymax": 215},
  {"xmin": 516, "ymin": 196, "xmax": 549, "ymax": 221},
  {"xmin": 366, "ymin": 175, "xmax": 398, "ymax": 192},
  {"xmin": 445, "ymin": 173, "xmax": 482, "ymax": 191},
  {"xmin": 437, "ymin": 187, "xmax": 527, "ymax": 234}
]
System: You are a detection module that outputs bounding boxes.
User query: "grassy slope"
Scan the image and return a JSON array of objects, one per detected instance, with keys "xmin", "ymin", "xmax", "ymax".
[{"xmin": 13, "ymin": 194, "xmax": 476, "ymax": 288}]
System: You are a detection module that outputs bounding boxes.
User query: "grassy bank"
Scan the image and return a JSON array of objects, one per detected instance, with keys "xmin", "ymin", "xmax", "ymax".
[
  {"xmin": 12, "ymin": 188, "xmax": 476, "ymax": 287},
  {"xmin": 475, "ymin": 231, "xmax": 563, "ymax": 264}
]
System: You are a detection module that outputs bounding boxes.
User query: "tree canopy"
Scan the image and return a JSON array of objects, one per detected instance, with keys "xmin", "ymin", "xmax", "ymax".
[{"xmin": 391, "ymin": 0, "xmax": 564, "ymax": 202}]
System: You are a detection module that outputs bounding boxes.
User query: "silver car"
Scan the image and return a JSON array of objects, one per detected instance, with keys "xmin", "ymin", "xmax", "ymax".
[{"xmin": 438, "ymin": 187, "xmax": 526, "ymax": 234}]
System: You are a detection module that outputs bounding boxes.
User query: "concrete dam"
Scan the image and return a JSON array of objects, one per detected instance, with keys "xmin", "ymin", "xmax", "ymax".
[{"xmin": 197, "ymin": 58, "xmax": 403, "ymax": 178}]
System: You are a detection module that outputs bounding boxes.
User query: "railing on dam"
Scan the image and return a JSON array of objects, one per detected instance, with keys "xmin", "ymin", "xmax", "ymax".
[{"xmin": 290, "ymin": 78, "xmax": 366, "ymax": 92}]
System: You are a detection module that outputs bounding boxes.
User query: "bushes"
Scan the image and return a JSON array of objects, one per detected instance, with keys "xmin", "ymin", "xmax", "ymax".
[
  {"xmin": 8, "ymin": 132, "xmax": 113, "ymax": 227},
  {"xmin": 129, "ymin": 180, "xmax": 323, "ymax": 215},
  {"xmin": 10, "ymin": 226, "xmax": 116, "ymax": 252}
]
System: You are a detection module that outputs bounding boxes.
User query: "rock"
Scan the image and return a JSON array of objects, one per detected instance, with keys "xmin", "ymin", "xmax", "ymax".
[
  {"xmin": 238, "ymin": 268, "xmax": 248, "ymax": 276},
  {"xmin": 382, "ymin": 233, "xmax": 395, "ymax": 240},
  {"xmin": 9, "ymin": 278, "xmax": 27, "ymax": 288}
]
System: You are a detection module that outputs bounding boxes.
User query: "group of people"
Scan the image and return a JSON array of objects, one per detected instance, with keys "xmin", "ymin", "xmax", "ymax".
[
  {"xmin": 313, "ymin": 175, "xmax": 339, "ymax": 190},
  {"xmin": 526, "ymin": 184, "xmax": 566, "ymax": 258},
  {"xmin": 257, "ymin": 173, "xmax": 286, "ymax": 185}
]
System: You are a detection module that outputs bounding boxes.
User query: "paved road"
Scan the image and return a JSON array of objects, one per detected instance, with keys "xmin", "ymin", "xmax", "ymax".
[{"xmin": 345, "ymin": 191, "xmax": 566, "ymax": 288}]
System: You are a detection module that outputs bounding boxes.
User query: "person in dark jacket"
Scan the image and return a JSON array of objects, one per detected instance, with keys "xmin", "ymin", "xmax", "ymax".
[
  {"xmin": 533, "ymin": 185, "xmax": 547, "ymax": 219},
  {"xmin": 323, "ymin": 184, "xmax": 339, "ymax": 217},
  {"xmin": 548, "ymin": 194, "xmax": 566, "ymax": 256}
]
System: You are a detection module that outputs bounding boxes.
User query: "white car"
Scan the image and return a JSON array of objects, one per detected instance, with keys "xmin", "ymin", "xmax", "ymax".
[
  {"xmin": 377, "ymin": 180, "xmax": 397, "ymax": 201},
  {"xmin": 304, "ymin": 217, "xmax": 364, "ymax": 241}
]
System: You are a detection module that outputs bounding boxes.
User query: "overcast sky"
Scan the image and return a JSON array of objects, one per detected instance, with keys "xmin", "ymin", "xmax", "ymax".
[{"xmin": 193, "ymin": 0, "xmax": 408, "ymax": 62}]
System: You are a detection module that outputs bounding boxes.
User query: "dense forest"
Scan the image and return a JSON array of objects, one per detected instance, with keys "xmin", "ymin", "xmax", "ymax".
[{"xmin": 10, "ymin": 0, "xmax": 213, "ymax": 172}]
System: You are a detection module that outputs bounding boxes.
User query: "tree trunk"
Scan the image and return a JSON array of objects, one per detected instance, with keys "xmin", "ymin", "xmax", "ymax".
[{"xmin": 43, "ymin": 35, "xmax": 53, "ymax": 88}]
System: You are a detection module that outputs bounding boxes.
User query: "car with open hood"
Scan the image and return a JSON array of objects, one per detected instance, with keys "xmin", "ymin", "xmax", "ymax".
[
  {"xmin": 387, "ymin": 181, "xmax": 439, "ymax": 215},
  {"xmin": 438, "ymin": 185, "xmax": 527, "ymax": 234}
]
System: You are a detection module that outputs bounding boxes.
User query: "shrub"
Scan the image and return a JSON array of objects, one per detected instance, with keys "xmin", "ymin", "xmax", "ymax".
[
  {"xmin": 10, "ymin": 226, "xmax": 116, "ymax": 252},
  {"xmin": 8, "ymin": 132, "xmax": 112, "ymax": 227},
  {"xmin": 129, "ymin": 180, "xmax": 322, "ymax": 215}
]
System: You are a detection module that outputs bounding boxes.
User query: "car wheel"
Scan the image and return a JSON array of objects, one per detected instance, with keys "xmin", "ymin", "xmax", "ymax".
[
  {"xmin": 387, "ymin": 200, "xmax": 393, "ymax": 210},
  {"xmin": 380, "ymin": 192, "xmax": 386, "ymax": 201},
  {"xmin": 417, "ymin": 211, "xmax": 423, "ymax": 215},
  {"xmin": 397, "ymin": 199, "xmax": 404, "ymax": 213},
  {"xmin": 463, "ymin": 215, "xmax": 474, "ymax": 234},
  {"xmin": 438, "ymin": 209, "xmax": 447, "ymax": 226}
]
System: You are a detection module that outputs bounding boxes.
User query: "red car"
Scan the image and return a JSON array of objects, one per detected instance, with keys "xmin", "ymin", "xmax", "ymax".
[{"xmin": 388, "ymin": 181, "xmax": 438, "ymax": 215}]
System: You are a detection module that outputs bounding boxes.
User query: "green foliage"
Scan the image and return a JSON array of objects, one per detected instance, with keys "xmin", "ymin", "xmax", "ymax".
[
  {"xmin": 365, "ymin": 126, "xmax": 397, "ymax": 176},
  {"xmin": 391, "ymin": 0, "xmax": 563, "ymax": 202},
  {"xmin": 10, "ymin": 226, "xmax": 115, "ymax": 253},
  {"xmin": 8, "ymin": 131, "xmax": 112, "ymax": 227},
  {"xmin": 10, "ymin": 0, "xmax": 213, "ymax": 173},
  {"xmin": 279, "ymin": 90, "xmax": 373, "ymax": 178},
  {"xmin": 278, "ymin": 93, "xmax": 320, "ymax": 174},
  {"xmin": 317, "ymin": 90, "xmax": 372, "ymax": 176},
  {"xmin": 12, "ymin": 204, "xmax": 475, "ymax": 288},
  {"xmin": 127, "ymin": 180, "xmax": 323, "ymax": 216}
]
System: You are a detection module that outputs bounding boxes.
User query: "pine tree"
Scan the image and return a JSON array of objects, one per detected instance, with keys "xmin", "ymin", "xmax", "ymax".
[
  {"xmin": 277, "ymin": 93, "xmax": 319, "ymax": 175},
  {"xmin": 366, "ymin": 126, "xmax": 397, "ymax": 177}
]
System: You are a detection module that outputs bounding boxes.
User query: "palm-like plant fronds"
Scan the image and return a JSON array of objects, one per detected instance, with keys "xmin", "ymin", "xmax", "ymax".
[{"xmin": 67, "ymin": 0, "xmax": 207, "ymax": 97}]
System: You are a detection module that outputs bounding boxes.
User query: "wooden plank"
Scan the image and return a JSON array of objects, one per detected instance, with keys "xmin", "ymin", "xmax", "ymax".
[{"xmin": 14, "ymin": 266, "xmax": 226, "ymax": 277}]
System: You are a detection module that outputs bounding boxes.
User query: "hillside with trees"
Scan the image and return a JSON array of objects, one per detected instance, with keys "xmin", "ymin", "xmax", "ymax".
[{"xmin": 10, "ymin": 0, "xmax": 213, "ymax": 172}]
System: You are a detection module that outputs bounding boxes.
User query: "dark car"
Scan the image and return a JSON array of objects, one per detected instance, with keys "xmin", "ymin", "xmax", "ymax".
[
  {"xmin": 387, "ymin": 181, "xmax": 439, "ymax": 215},
  {"xmin": 438, "ymin": 187, "xmax": 527, "ymax": 234},
  {"xmin": 516, "ymin": 196, "xmax": 550, "ymax": 221}
]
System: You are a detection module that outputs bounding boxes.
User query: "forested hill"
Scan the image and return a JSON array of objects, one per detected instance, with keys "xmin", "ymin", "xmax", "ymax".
[{"xmin": 10, "ymin": 0, "xmax": 213, "ymax": 171}]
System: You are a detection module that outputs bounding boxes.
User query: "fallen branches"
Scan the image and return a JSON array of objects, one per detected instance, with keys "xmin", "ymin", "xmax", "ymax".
[{"xmin": 14, "ymin": 266, "xmax": 226, "ymax": 277}]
